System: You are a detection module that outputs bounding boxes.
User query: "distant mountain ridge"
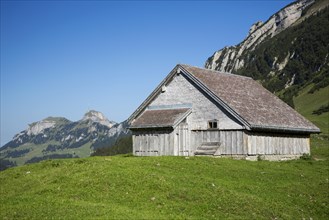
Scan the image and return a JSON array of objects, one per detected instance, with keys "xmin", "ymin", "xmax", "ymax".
[
  {"xmin": 205, "ymin": 0, "xmax": 329, "ymax": 107},
  {"xmin": 0, "ymin": 110, "xmax": 130, "ymax": 170}
]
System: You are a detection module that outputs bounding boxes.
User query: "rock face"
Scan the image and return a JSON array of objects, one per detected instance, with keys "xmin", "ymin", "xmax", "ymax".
[
  {"xmin": 27, "ymin": 118, "xmax": 58, "ymax": 136},
  {"xmin": 0, "ymin": 111, "xmax": 131, "ymax": 169},
  {"xmin": 205, "ymin": 0, "xmax": 316, "ymax": 72},
  {"xmin": 205, "ymin": 0, "xmax": 329, "ymax": 107}
]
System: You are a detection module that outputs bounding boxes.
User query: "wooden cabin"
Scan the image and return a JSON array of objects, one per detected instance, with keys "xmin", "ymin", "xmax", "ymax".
[{"xmin": 128, "ymin": 64, "xmax": 320, "ymax": 160}]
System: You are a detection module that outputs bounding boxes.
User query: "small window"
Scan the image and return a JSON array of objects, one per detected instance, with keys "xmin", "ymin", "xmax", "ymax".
[{"xmin": 208, "ymin": 120, "xmax": 218, "ymax": 129}]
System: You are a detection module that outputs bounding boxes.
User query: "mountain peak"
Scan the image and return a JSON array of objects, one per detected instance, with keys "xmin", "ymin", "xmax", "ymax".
[{"xmin": 81, "ymin": 110, "xmax": 116, "ymax": 128}]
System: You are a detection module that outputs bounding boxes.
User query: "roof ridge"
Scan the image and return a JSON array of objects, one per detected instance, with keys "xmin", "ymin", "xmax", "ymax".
[{"xmin": 179, "ymin": 64, "xmax": 252, "ymax": 79}]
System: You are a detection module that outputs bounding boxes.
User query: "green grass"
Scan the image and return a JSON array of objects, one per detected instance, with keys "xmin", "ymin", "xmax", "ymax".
[
  {"xmin": 311, "ymin": 134, "xmax": 329, "ymax": 160},
  {"xmin": 1, "ymin": 154, "xmax": 328, "ymax": 219},
  {"xmin": 294, "ymin": 85, "xmax": 329, "ymax": 135}
]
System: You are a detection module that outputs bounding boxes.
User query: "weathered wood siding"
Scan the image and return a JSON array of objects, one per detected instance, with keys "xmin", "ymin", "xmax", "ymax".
[
  {"xmin": 190, "ymin": 130, "xmax": 246, "ymax": 155},
  {"xmin": 245, "ymin": 132, "xmax": 310, "ymax": 155},
  {"xmin": 133, "ymin": 123, "xmax": 192, "ymax": 156},
  {"xmin": 149, "ymin": 73, "xmax": 243, "ymax": 130},
  {"xmin": 133, "ymin": 129, "xmax": 175, "ymax": 156},
  {"xmin": 133, "ymin": 130, "xmax": 310, "ymax": 156},
  {"xmin": 189, "ymin": 131, "xmax": 309, "ymax": 156}
]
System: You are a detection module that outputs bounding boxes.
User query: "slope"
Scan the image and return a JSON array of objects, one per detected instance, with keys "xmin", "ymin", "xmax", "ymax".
[
  {"xmin": 294, "ymin": 84, "xmax": 329, "ymax": 159},
  {"xmin": 294, "ymin": 85, "xmax": 329, "ymax": 134},
  {"xmin": 0, "ymin": 155, "xmax": 328, "ymax": 219}
]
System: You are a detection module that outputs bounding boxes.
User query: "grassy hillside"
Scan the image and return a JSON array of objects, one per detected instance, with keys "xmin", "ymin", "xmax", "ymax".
[
  {"xmin": 293, "ymin": 84, "xmax": 329, "ymax": 160},
  {"xmin": 294, "ymin": 85, "xmax": 329, "ymax": 135},
  {"xmin": 1, "ymin": 154, "xmax": 328, "ymax": 219}
]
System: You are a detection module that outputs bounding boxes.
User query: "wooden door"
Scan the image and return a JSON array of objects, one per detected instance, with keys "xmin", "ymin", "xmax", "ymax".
[
  {"xmin": 177, "ymin": 123, "xmax": 190, "ymax": 156},
  {"xmin": 134, "ymin": 132, "xmax": 159, "ymax": 156}
]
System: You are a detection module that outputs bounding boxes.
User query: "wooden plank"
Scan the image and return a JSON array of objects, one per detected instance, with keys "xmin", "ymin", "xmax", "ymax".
[
  {"xmin": 248, "ymin": 135, "xmax": 252, "ymax": 155},
  {"xmin": 147, "ymin": 134, "xmax": 151, "ymax": 156},
  {"xmin": 162, "ymin": 133, "xmax": 166, "ymax": 156},
  {"xmin": 170, "ymin": 132, "xmax": 174, "ymax": 155},
  {"xmin": 136, "ymin": 135, "xmax": 139, "ymax": 155},
  {"xmin": 252, "ymin": 135, "xmax": 256, "ymax": 155},
  {"xmin": 279, "ymin": 136, "xmax": 283, "ymax": 154},
  {"xmin": 247, "ymin": 134, "xmax": 251, "ymax": 155},
  {"xmin": 284, "ymin": 136, "xmax": 287, "ymax": 154},
  {"xmin": 237, "ymin": 131, "xmax": 241, "ymax": 154},
  {"xmin": 231, "ymin": 131, "xmax": 236, "ymax": 154},
  {"xmin": 242, "ymin": 132, "xmax": 247, "ymax": 154},
  {"xmin": 162, "ymin": 133, "xmax": 167, "ymax": 155},
  {"xmin": 158, "ymin": 134, "xmax": 162, "ymax": 156},
  {"xmin": 220, "ymin": 131, "xmax": 225, "ymax": 154},
  {"xmin": 272, "ymin": 136, "xmax": 276, "ymax": 154},
  {"xmin": 145, "ymin": 134, "xmax": 148, "ymax": 156},
  {"xmin": 132, "ymin": 135, "xmax": 135, "ymax": 154},
  {"xmin": 136, "ymin": 135, "xmax": 140, "ymax": 155},
  {"xmin": 266, "ymin": 136, "xmax": 270, "ymax": 155},
  {"xmin": 237, "ymin": 131, "xmax": 243, "ymax": 154},
  {"xmin": 187, "ymin": 127, "xmax": 191, "ymax": 156},
  {"xmin": 235, "ymin": 131, "xmax": 239, "ymax": 154},
  {"xmin": 263, "ymin": 135, "xmax": 267, "ymax": 154},
  {"xmin": 253, "ymin": 135, "xmax": 257, "ymax": 154},
  {"xmin": 260, "ymin": 136, "xmax": 265, "ymax": 155},
  {"xmin": 138, "ymin": 134, "xmax": 141, "ymax": 153},
  {"xmin": 228, "ymin": 132, "xmax": 233, "ymax": 154},
  {"xmin": 224, "ymin": 131, "xmax": 228, "ymax": 154}
]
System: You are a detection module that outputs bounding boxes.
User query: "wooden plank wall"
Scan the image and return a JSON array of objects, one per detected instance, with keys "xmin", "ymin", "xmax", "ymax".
[
  {"xmin": 190, "ymin": 130, "xmax": 245, "ymax": 155},
  {"xmin": 246, "ymin": 132, "xmax": 310, "ymax": 155},
  {"xmin": 133, "ymin": 129, "xmax": 310, "ymax": 156},
  {"xmin": 133, "ymin": 130, "xmax": 174, "ymax": 156}
]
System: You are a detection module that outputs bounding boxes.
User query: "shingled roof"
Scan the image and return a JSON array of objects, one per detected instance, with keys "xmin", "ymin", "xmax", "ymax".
[
  {"xmin": 180, "ymin": 64, "xmax": 320, "ymax": 133},
  {"xmin": 130, "ymin": 108, "xmax": 191, "ymax": 129},
  {"xmin": 129, "ymin": 64, "xmax": 320, "ymax": 133}
]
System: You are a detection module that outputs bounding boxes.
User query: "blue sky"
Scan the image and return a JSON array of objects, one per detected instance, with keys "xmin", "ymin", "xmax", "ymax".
[{"xmin": 1, "ymin": 0, "xmax": 293, "ymax": 146}]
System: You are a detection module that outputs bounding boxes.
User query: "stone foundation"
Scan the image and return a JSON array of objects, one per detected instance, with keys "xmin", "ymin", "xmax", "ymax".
[{"xmin": 212, "ymin": 154, "xmax": 302, "ymax": 161}]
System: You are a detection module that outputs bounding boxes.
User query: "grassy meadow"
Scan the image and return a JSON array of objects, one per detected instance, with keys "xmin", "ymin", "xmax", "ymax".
[{"xmin": 1, "ymin": 149, "xmax": 328, "ymax": 219}]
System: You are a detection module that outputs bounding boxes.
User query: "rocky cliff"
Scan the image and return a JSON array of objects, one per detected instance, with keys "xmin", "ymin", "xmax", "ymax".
[
  {"xmin": 205, "ymin": 0, "xmax": 317, "ymax": 72},
  {"xmin": 205, "ymin": 0, "xmax": 329, "ymax": 106}
]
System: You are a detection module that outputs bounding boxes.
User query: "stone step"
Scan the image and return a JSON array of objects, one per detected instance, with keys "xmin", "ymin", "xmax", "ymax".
[{"xmin": 194, "ymin": 149, "xmax": 217, "ymax": 155}]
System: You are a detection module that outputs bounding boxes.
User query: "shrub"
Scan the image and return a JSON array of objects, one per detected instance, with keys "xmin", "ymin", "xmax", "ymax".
[
  {"xmin": 91, "ymin": 135, "xmax": 132, "ymax": 156},
  {"xmin": 300, "ymin": 153, "xmax": 312, "ymax": 160}
]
